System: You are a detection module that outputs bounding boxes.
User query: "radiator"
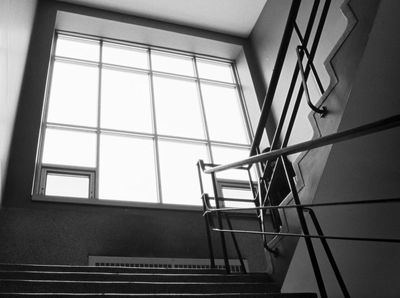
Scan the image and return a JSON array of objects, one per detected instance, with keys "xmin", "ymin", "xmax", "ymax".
[{"xmin": 88, "ymin": 256, "xmax": 249, "ymax": 273}]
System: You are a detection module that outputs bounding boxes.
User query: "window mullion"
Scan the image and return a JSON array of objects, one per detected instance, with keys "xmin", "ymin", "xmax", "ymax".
[
  {"xmin": 34, "ymin": 35, "xmax": 58, "ymax": 195},
  {"xmin": 95, "ymin": 40, "xmax": 103, "ymax": 200},
  {"xmin": 194, "ymin": 57, "xmax": 214, "ymax": 164},
  {"xmin": 149, "ymin": 49, "xmax": 163, "ymax": 204}
]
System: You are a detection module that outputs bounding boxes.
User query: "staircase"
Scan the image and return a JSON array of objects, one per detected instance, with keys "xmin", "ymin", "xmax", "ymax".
[{"xmin": 0, "ymin": 263, "xmax": 317, "ymax": 297}]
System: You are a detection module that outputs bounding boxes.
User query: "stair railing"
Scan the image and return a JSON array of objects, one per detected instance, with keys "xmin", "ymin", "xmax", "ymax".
[{"xmin": 199, "ymin": 114, "xmax": 400, "ymax": 298}]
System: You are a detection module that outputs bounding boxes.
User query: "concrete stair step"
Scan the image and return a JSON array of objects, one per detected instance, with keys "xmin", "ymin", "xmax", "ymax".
[
  {"xmin": 0, "ymin": 279, "xmax": 277, "ymax": 294},
  {"xmin": 0, "ymin": 294, "xmax": 317, "ymax": 297},
  {"xmin": 0, "ymin": 264, "xmax": 222, "ymax": 274},
  {"xmin": 0, "ymin": 271, "xmax": 272, "ymax": 283}
]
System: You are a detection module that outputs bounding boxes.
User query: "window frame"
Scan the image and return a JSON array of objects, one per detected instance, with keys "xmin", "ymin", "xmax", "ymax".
[{"xmin": 32, "ymin": 31, "xmax": 254, "ymax": 210}]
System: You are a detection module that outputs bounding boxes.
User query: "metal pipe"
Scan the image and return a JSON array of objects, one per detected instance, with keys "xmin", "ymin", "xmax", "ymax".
[
  {"xmin": 211, "ymin": 228, "xmax": 400, "ymax": 244},
  {"xmin": 197, "ymin": 160, "xmax": 215, "ymax": 269},
  {"xmin": 205, "ymin": 115, "xmax": 400, "ymax": 174},
  {"xmin": 266, "ymin": 0, "xmax": 321, "ymax": 153},
  {"xmin": 211, "ymin": 172, "xmax": 230, "ymax": 273},
  {"xmin": 203, "ymin": 196, "xmax": 400, "ymax": 214},
  {"xmin": 294, "ymin": 23, "xmax": 325, "ymax": 95},
  {"xmin": 250, "ymin": 0, "xmax": 302, "ymax": 155},
  {"xmin": 281, "ymin": 156, "xmax": 327, "ymax": 297},
  {"xmin": 225, "ymin": 215, "xmax": 247, "ymax": 274},
  {"xmin": 306, "ymin": 208, "xmax": 350, "ymax": 298},
  {"xmin": 296, "ymin": 46, "xmax": 327, "ymax": 116}
]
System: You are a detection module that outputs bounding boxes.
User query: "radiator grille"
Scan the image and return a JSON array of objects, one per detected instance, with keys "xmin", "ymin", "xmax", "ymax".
[{"xmin": 88, "ymin": 256, "xmax": 248, "ymax": 273}]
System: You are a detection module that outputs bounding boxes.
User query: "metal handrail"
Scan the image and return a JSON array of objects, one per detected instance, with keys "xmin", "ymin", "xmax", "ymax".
[
  {"xmin": 250, "ymin": 0, "xmax": 301, "ymax": 156},
  {"xmin": 205, "ymin": 115, "xmax": 400, "ymax": 174},
  {"xmin": 196, "ymin": 1, "xmax": 395, "ymax": 296},
  {"xmin": 296, "ymin": 46, "xmax": 327, "ymax": 116}
]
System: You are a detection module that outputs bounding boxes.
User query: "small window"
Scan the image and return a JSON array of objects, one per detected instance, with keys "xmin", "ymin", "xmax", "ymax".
[
  {"xmin": 55, "ymin": 35, "xmax": 99, "ymax": 61},
  {"xmin": 45, "ymin": 174, "xmax": 90, "ymax": 198},
  {"xmin": 47, "ymin": 61, "xmax": 98, "ymax": 127},
  {"xmin": 151, "ymin": 51, "xmax": 195, "ymax": 76},
  {"xmin": 101, "ymin": 69, "xmax": 153, "ymax": 133},
  {"xmin": 197, "ymin": 59, "xmax": 234, "ymax": 83},
  {"xmin": 98, "ymin": 134, "xmax": 158, "ymax": 202},
  {"xmin": 153, "ymin": 76, "xmax": 204, "ymax": 138},
  {"xmin": 201, "ymin": 83, "xmax": 248, "ymax": 144},
  {"xmin": 42, "ymin": 128, "xmax": 97, "ymax": 168},
  {"xmin": 102, "ymin": 43, "xmax": 148, "ymax": 69},
  {"xmin": 39, "ymin": 167, "xmax": 95, "ymax": 199},
  {"xmin": 158, "ymin": 140, "xmax": 209, "ymax": 205}
]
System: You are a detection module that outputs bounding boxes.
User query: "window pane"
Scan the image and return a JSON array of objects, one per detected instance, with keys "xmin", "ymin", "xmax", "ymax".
[
  {"xmin": 151, "ymin": 52, "xmax": 194, "ymax": 76},
  {"xmin": 103, "ymin": 43, "xmax": 148, "ymax": 69},
  {"xmin": 55, "ymin": 35, "xmax": 99, "ymax": 61},
  {"xmin": 99, "ymin": 134, "xmax": 157, "ymax": 202},
  {"xmin": 197, "ymin": 60, "xmax": 233, "ymax": 83},
  {"xmin": 212, "ymin": 145, "xmax": 250, "ymax": 181},
  {"xmin": 45, "ymin": 174, "xmax": 89, "ymax": 198},
  {"xmin": 202, "ymin": 84, "xmax": 248, "ymax": 144},
  {"xmin": 42, "ymin": 128, "xmax": 96, "ymax": 167},
  {"xmin": 47, "ymin": 61, "xmax": 98, "ymax": 127},
  {"xmin": 222, "ymin": 187, "xmax": 254, "ymax": 208},
  {"xmin": 153, "ymin": 76, "xmax": 204, "ymax": 138},
  {"xmin": 101, "ymin": 69, "xmax": 152, "ymax": 133},
  {"xmin": 158, "ymin": 140, "xmax": 209, "ymax": 205}
]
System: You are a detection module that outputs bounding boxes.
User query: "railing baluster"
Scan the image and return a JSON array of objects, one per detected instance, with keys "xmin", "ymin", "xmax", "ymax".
[
  {"xmin": 280, "ymin": 156, "xmax": 327, "ymax": 298},
  {"xmin": 305, "ymin": 208, "xmax": 350, "ymax": 298},
  {"xmin": 196, "ymin": 160, "xmax": 215, "ymax": 269},
  {"xmin": 296, "ymin": 46, "xmax": 327, "ymax": 116},
  {"xmin": 211, "ymin": 171, "xmax": 230, "ymax": 273}
]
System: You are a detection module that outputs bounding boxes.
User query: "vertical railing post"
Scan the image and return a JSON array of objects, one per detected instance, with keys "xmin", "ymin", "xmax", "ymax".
[
  {"xmin": 305, "ymin": 208, "xmax": 350, "ymax": 297},
  {"xmin": 225, "ymin": 215, "xmax": 247, "ymax": 273},
  {"xmin": 281, "ymin": 156, "xmax": 327, "ymax": 298},
  {"xmin": 250, "ymin": 0, "xmax": 302, "ymax": 156},
  {"xmin": 211, "ymin": 171, "xmax": 230, "ymax": 273},
  {"xmin": 197, "ymin": 160, "xmax": 216, "ymax": 269}
]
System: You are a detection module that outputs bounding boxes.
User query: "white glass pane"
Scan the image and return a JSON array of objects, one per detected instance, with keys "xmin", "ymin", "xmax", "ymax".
[
  {"xmin": 102, "ymin": 43, "xmax": 148, "ymax": 69},
  {"xmin": 45, "ymin": 174, "xmax": 89, "ymax": 198},
  {"xmin": 222, "ymin": 187, "xmax": 254, "ymax": 208},
  {"xmin": 101, "ymin": 69, "xmax": 152, "ymax": 133},
  {"xmin": 55, "ymin": 35, "xmax": 99, "ymax": 61},
  {"xmin": 99, "ymin": 135, "xmax": 157, "ymax": 202},
  {"xmin": 153, "ymin": 76, "xmax": 205, "ymax": 138},
  {"xmin": 42, "ymin": 128, "xmax": 97, "ymax": 167},
  {"xmin": 202, "ymin": 84, "xmax": 248, "ymax": 144},
  {"xmin": 212, "ymin": 145, "xmax": 250, "ymax": 181},
  {"xmin": 197, "ymin": 60, "xmax": 234, "ymax": 83},
  {"xmin": 47, "ymin": 61, "xmax": 98, "ymax": 127},
  {"xmin": 158, "ymin": 140, "xmax": 209, "ymax": 205},
  {"xmin": 151, "ymin": 52, "xmax": 194, "ymax": 76}
]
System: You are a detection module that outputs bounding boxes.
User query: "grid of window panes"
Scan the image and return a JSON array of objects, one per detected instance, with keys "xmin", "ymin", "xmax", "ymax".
[{"xmin": 37, "ymin": 33, "xmax": 252, "ymax": 206}]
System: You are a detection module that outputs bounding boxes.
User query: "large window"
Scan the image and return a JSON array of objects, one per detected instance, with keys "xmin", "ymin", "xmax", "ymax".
[{"xmin": 35, "ymin": 33, "xmax": 252, "ymax": 207}]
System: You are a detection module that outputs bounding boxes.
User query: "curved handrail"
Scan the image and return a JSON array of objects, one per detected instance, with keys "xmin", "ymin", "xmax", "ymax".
[{"xmin": 296, "ymin": 45, "xmax": 327, "ymax": 116}]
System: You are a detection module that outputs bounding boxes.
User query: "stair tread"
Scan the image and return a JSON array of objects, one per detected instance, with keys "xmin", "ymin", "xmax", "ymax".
[
  {"xmin": 0, "ymin": 264, "xmax": 224, "ymax": 274},
  {"xmin": 0, "ymin": 294, "xmax": 317, "ymax": 297}
]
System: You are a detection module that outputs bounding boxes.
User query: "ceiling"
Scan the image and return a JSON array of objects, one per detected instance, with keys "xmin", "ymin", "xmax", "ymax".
[{"xmin": 59, "ymin": 0, "xmax": 267, "ymax": 37}]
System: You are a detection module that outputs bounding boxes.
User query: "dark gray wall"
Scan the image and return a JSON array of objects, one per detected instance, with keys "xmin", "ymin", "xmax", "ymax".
[
  {"xmin": 283, "ymin": 1, "xmax": 400, "ymax": 296},
  {"xmin": 0, "ymin": 0, "xmax": 37, "ymax": 204},
  {"xmin": 0, "ymin": 0, "xmax": 267, "ymax": 271}
]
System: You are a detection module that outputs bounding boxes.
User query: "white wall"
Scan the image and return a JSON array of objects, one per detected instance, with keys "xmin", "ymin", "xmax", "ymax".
[
  {"xmin": 0, "ymin": 0, "xmax": 37, "ymax": 203},
  {"xmin": 282, "ymin": 0, "xmax": 400, "ymax": 296}
]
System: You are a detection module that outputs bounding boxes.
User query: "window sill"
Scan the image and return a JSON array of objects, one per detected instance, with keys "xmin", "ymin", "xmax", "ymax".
[{"xmin": 32, "ymin": 194, "xmax": 204, "ymax": 212}]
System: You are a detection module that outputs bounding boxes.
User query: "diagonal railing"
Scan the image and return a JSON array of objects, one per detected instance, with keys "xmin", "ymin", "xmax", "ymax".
[
  {"xmin": 198, "ymin": 115, "xmax": 400, "ymax": 298},
  {"xmin": 196, "ymin": 0, "xmax": 399, "ymax": 296}
]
